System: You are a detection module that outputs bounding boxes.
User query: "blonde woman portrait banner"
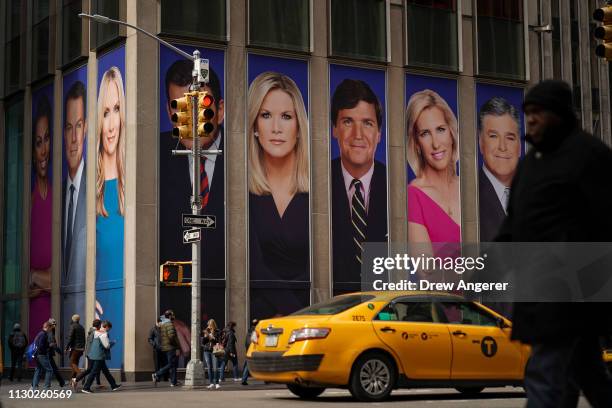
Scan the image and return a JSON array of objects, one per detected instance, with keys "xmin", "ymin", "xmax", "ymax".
[
  {"xmin": 247, "ymin": 54, "xmax": 310, "ymax": 320},
  {"xmin": 95, "ymin": 45, "xmax": 126, "ymax": 369},
  {"xmin": 405, "ymin": 74, "xmax": 460, "ymax": 257},
  {"xmin": 329, "ymin": 64, "xmax": 388, "ymax": 295}
]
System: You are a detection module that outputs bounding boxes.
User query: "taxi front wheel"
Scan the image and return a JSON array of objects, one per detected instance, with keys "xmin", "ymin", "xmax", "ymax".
[
  {"xmin": 349, "ymin": 352, "xmax": 396, "ymax": 402},
  {"xmin": 286, "ymin": 384, "xmax": 326, "ymax": 399}
]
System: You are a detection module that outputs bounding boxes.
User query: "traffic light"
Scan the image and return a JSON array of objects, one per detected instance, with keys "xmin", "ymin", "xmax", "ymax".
[
  {"xmin": 594, "ymin": 5, "xmax": 612, "ymax": 61},
  {"xmin": 159, "ymin": 261, "xmax": 190, "ymax": 286},
  {"xmin": 170, "ymin": 93, "xmax": 194, "ymax": 140},
  {"xmin": 197, "ymin": 91, "xmax": 215, "ymax": 137}
]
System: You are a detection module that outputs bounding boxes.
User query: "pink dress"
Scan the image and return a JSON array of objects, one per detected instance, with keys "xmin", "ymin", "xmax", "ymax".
[{"xmin": 407, "ymin": 184, "xmax": 461, "ymax": 243}]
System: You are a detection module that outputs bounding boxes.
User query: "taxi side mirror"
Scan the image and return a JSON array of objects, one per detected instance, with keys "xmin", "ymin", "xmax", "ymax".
[{"xmin": 496, "ymin": 317, "xmax": 508, "ymax": 329}]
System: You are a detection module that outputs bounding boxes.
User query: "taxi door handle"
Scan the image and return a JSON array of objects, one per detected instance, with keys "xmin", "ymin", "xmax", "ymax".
[
  {"xmin": 452, "ymin": 330, "xmax": 466, "ymax": 337},
  {"xmin": 380, "ymin": 327, "xmax": 396, "ymax": 333}
]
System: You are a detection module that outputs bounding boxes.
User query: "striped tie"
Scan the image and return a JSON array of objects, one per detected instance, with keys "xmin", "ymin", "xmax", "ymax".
[
  {"xmin": 200, "ymin": 157, "xmax": 210, "ymax": 209},
  {"xmin": 351, "ymin": 179, "xmax": 367, "ymax": 265}
]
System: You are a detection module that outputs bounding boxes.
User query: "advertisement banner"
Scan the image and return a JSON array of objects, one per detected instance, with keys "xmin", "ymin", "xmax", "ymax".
[
  {"xmin": 29, "ymin": 83, "xmax": 54, "ymax": 347},
  {"xmin": 405, "ymin": 74, "xmax": 461, "ymax": 255},
  {"xmin": 158, "ymin": 44, "xmax": 226, "ymax": 351},
  {"xmin": 61, "ymin": 65, "xmax": 88, "ymax": 363},
  {"xmin": 475, "ymin": 83, "xmax": 525, "ymax": 242},
  {"xmin": 95, "ymin": 45, "xmax": 126, "ymax": 369},
  {"xmin": 329, "ymin": 64, "xmax": 388, "ymax": 294},
  {"xmin": 247, "ymin": 53, "xmax": 311, "ymax": 319}
]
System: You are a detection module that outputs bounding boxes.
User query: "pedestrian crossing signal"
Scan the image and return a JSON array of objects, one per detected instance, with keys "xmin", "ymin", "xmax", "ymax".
[
  {"xmin": 160, "ymin": 261, "xmax": 191, "ymax": 286},
  {"xmin": 594, "ymin": 5, "xmax": 612, "ymax": 61}
]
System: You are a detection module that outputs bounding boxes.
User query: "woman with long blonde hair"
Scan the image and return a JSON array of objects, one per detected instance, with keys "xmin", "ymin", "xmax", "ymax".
[
  {"xmin": 202, "ymin": 318, "xmax": 221, "ymax": 388},
  {"xmin": 247, "ymin": 72, "xmax": 310, "ymax": 289}
]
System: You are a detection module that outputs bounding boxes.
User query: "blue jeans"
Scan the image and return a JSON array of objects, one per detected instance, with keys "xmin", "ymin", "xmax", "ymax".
[
  {"xmin": 155, "ymin": 350, "xmax": 178, "ymax": 385},
  {"xmin": 32, "ymin": 355, "xmax": 53, "ymax": 388},
  {"xmin": 219, "ymin": 353, "xmax": 239, "ymax": 381},
  {"xmin": 203, "ymin": 351, "xmax": 219, "ymax": 384},
  {"xmin": 241, "ymin": 361, "xmax": 250, "ymax": 382}
]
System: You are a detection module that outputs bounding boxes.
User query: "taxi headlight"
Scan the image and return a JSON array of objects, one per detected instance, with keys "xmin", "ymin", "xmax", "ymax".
[
  {"xmin": 250, "ymin": 330, "xmax": 259, "ymax": 345},
  {"xmin": 288, "ymin": 328, "xmax": 331, "ymax": 344}
]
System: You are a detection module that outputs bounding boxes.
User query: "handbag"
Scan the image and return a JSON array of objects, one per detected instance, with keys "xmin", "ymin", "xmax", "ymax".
[{"xmin": 212, "ymin": 343, "xmax": 225, "ymax": 357}]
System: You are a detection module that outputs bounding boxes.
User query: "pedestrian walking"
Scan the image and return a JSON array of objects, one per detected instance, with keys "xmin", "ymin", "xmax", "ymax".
[
  {"xmin": 241, "ymin": 319, "xmax": 258, "ymax": 385},
  {"xmin": 151, "ymin": 310, "xmax": 181, "ymax": 387},
  {"xmin": 202, "ymin": 319, "xmax": 221, "ymax": 389},
  {"xmin": 148, "ymin": 317, "xmax": 168, "ymax": 381},
  {"xmin": 72, "ymin": 319, "xmax": 102, "ymax": 389},
  {"xmin": 498, "ymin": 79, "xmax": 612, "ymax": 408},
  {"xmin": 81, "ymin": 320, "xmax": 121, "ymax": 393},
  {"xmin": 31, "ymin": 322, "xmax": 53, "ymax": 389},
  {"xmin": 65, "ymin": 314, "xmax": 86, "ymax": 381},
  {"xmin": 8, "ymin": 323, "xmax": 27, "ymax": 381},
  {"xmin": 219, "ymin": 321, "xmax": 240, "ymax": 382},
  {"xmin": 46, "ymin": 318, "xmax": 65, "ymax": 387}
]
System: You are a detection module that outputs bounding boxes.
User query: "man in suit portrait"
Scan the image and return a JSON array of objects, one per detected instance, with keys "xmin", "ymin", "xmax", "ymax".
[
  {"xmin": 478, "ymin": 96, "xmax": 521, "ymax": 241},
  {"xmin": 159, "ymin": 60, "xmax": 225, "ymax": 283},
  {"xmin": 62, "ymin": 80, "xmax": 88, "ymax": 353},
  {"xmin": 331, "ymin": 79, "xmax": 387, "ymax": 292}
]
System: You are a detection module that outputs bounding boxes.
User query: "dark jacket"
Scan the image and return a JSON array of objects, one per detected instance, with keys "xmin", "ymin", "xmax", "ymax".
[
  {"xmin": 201, "ymin": 328, "xmax": 220, "ymax": 353},
  {"xmin": 84, "ymin": 327, "xmax": 96, "ymax": 357},
  {"xmin": 497, "ymin": 103, "xmax": 612, "ymax": 342},
  {"xmin": 148, "ymin": 325, "xmax": 161, "ymax": 350},
  {"xmin": 8, "ymin": 330, "xmax": 27, "ymax": 352},
  {"xmin": 34, "ymin": 330, "xmax": 50, "ymax": 357},
  {"xmin": 222, "ymin": 328, "xmax": 237, "ymax": 356},
  {"xmin": 159, "ymin": 320, "xmax": 180, "ymax": 352},
  {"xmin": 331, "ymin": 158, "xmax": 388, "ymax": 292},
  {"xmin": 66, "ymin": 321, "xmax": 86, "ymax": 350},
  {"xmin": 47, "ymin": 329, "xmax": 59, "ymax": 356},
  {"xmin": 478, "ymin": 167, "xmax": 507, "ymax": 242}
]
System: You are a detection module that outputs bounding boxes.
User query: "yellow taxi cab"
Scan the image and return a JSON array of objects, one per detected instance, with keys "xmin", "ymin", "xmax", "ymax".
[{"xmin": 247, "ymin": 291, "xmax": 529, "ymax": 401}]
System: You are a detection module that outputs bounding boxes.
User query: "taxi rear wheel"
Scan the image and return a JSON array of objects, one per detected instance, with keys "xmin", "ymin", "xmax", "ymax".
[
  {"xmin": 286, "ymin": 384, "xmax": 326, "ymax": 399},
  {"xmin": 455, "ymin": 386, "xmax": 485, "ymax": 396},
  {"xmin": 349, "ymin": 352, "xmax": 396, "ymax": 402}
]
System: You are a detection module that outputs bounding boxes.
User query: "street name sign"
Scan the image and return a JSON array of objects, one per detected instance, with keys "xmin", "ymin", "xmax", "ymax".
[
  {"xmin": 183, "ymin": 228, "xmax": 201, "ymax": 244},
  {"xmin": 182, "ymin": 214, "xmax": 216, "ymax": 229}
]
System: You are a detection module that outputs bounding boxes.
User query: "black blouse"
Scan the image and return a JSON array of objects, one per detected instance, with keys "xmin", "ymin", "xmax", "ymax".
[{"xmin": 249, "ymin": 192, "xmax": 310, "ymax": 282}]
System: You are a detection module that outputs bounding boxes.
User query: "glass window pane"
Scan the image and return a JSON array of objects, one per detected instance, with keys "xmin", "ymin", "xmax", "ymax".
[
  {"xmin": 249, "ymin": 0, "xmax": 309, "ymax": 52},
  {"xmin": 91, "ymin": 0, "xmax": 120, "ymax": 49},
  {"xmin": 62, "ymin": 0, "xmax": 83, "ymax": 65},
  {"xmin": 570, "ymin": 0, "xmax": 581, "ymax": 122},
  {"xmin": 330, "ymin": 0, "xmax": 387, "ymax": 62},
  {"xmin": 3, "ymin": 100, "xmax": 24, "ymax": 295},
  {"xmin": 477, "ymin": 0, "xmax": 525, "ymax": 80},
  {"xmin": 32, "ymin": 20, "xmax": 50, "ymax": 80},
  {"xmin": 34, "ymin": 0, "xmax": 50, "ymax": 24},
  {"xmin": 406, "ymin": 0, "xmax": 458, "ymax": 71},
  {"xmin": 5, "ymin": 37, "xmax": 22, "ymax": 93},
  {"xmin": 6, "ymin": 0, "xmax": 23, "ymax": 40},
  {"xmin": 160, "ymin": 0, "xmax": 226, "ymax": 42},
  {"xmin": 551, "ymin": 0, "xmax": 561, "ymax": 79}
]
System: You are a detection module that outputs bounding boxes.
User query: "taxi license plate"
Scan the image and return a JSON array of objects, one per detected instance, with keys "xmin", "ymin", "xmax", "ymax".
[{"xmin": 265, "ymin": 335, "xmax": 279, "ymax": 347}]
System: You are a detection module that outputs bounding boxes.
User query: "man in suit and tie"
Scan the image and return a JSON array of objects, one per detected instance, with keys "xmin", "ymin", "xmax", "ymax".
[
  {"xmin": 478, "ymin": 97, "xmax": 521, "ymax": 242},
  {"xmin": 331, "ymin": 79, "xmax": 387, "ymax": 293},
  {"xmin": 159, "ymin": 61, "xmax": 225, "ymax": 290},
  {"xmin": 62, "ymin": 80, "xmax": 88, "ymax": 355}
]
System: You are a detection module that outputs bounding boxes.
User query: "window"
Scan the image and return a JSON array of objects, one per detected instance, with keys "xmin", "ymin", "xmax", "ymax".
[
  {"xmin": 91, "ymin": 0, "xmax": 121, "ymax": 49},
  {"xmin": 551, "ymin": 0, "xmax": 561, "ymax": 79},
  {"xmin": 62, "ymin": 0, "xmax": 83, "ymax": 65},
  {"xmin": 4, "ymin": 0, "xmax": 25, "ymax": 93},
  {"xmin": 476, "ymin": 0, "xmax": 525, "ymax": 80},
  {"xmin": 437, "ymin": 302, "xmax": 498, "ymax": 326},
  {"xmin": 330, "ymin": 0, "xmax": 387, "ymax": 62},
  {"xmin": 160, "ymin": 0, "xmax": 226, "ymax": 42},
  {"xmin": 292, "ymin": 294, "xmax": 375, "ymax": 315},
  {"xmin": 32, "ymin": 0, "xmax": 52, "ymax": 81},
  {"xmin": 589, "ymin": 0, "xmax": 600, "ymax": 137},
  {"xmin": 570, "ymin": 0, "xmax": 581, "ymax": 121},
  {"xmin": 406, "ymin": 0, "xmax": 459, "ymax": 71},
  {"xmin": 249, "ymin": 0, "xmax": 310, "ymax": 52}
]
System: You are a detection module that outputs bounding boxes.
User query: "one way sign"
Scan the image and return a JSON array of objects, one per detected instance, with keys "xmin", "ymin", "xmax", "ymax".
[
  {"xmin": 183, "ymin": 228, "xmax": 201, "ymax": 244},
  {"xmin": 182, "ymin": 214, "xmax": 216, "ymax": 229}
]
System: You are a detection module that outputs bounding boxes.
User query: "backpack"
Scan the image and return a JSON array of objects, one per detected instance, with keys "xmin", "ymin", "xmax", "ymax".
[
  {"xmin": 25, "ymin": 339, "xmax": 39, "ymax": 362},
  {"xmin": 12, "ymin": 333, "xmax": 26, "ymax": 348}
]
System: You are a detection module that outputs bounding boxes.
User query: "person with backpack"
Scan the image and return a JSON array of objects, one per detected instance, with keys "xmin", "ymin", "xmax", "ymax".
[
  {"xmin": 46, "ymin": 318, "xmax": 65, "ymax": 387},
  {"xmin": 71, "ymin": 319, "xmax": 102, "ymax": 389},
  {"xmin": 81, "ymin": 320, "xmax": 121, "ymax": 393},
  {"xmin": 8, "ymin": 323, "xmax": 27, "ymax": 381},
  {"xmin": 31, "ymin": 322, "xmax": 53, "ymax": 389},
  {"xmin": 152, "ymin": 310, "xmax": 181, "ymax": 387},
  {"xmin": 65, "ymin": 314, "xmax": 86, "ymax": 381},
  {"xmin": 219, "ymin": 321, "xmax": 240, "ymax": 382},
  {"xmin": 148, "ymin": 317, "xmax": 168, "ymax": 381}
]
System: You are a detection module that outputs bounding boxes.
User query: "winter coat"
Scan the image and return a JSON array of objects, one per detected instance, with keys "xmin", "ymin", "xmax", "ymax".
[
  {"xmin": 67, "ymin": 322, "xmax": 86, "ymax": 350},
  {"xmin": 87, "ymin": 331, "xmax": 112, "ymax": 361},
  {"xmin": 34, "ymin": 330, "xmax": 50, "ymax": 357},
  {"xmin": 222, "ymin": 328, "xmax": 237, "ymax": 356},
  {"xmin": 201, "ymin": 328, "xmax": 220, "ymax": 353},
  {"xmin": 84, "ymin": 327, "xmax": 96, "ymax": 357},
  {"xmin": 8, "ymin": 330, "xmax": 27, "ymax": 352},
  {"xmin": 148, "ymin": 326, "xmax": 161, "ymax": 350},
  {"xmin": 159, "ymin": 320, "xmax": 180, "ymax": 352}
]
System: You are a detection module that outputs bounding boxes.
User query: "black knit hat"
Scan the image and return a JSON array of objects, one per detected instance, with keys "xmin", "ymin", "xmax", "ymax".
[{"xmin": 523, "ymin": 80, "xmax": 575, "ymax": 120}]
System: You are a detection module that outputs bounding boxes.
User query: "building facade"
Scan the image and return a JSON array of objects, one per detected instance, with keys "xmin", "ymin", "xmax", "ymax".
[{"xmin": 1, "ymin": 0, "xmax": 611, "ymax": 379}]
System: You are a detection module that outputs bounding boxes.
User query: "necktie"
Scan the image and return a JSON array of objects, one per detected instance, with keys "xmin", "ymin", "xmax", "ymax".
[
  {"xmin": 65, "ymin": 185, "xmax": 75, "ymax": 274},
  {"xmin": 351, "ymin": 179, "xmax": 367, "ymax": 265},
  {"xmin": 200, "ymin": 157, "xmax": 210, "ymax": 209},
  {"xmin": 502, "ymin": 187, "xmax": 510, "ymax": 214}
]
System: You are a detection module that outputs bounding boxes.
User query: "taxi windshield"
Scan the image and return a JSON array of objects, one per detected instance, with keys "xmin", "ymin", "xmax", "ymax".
[{"xmin": 291, "ymin": 295, "xmax": 375, "ymax": 316}]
